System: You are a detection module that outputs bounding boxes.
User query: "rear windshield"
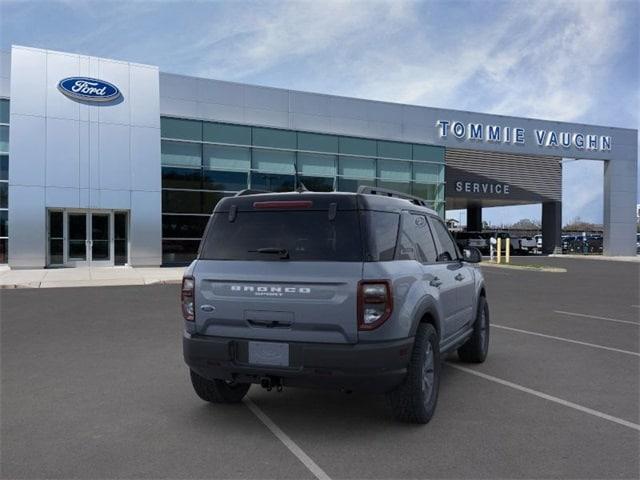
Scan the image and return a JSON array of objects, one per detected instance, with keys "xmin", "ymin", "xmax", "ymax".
[{"xmin": 200, "ymin": 210, "xmax": 363, "ymax": 261}]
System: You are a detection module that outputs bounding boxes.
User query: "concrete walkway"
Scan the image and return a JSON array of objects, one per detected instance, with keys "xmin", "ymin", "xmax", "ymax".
[{"xmin": 0, "ymin": 266, "xmax": 185, "ymax": 289}]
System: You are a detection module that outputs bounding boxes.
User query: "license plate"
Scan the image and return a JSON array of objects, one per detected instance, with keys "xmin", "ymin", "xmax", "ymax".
[{"xmin": 248, "ymin": 341, "xmax": 289, "ymax": 367}]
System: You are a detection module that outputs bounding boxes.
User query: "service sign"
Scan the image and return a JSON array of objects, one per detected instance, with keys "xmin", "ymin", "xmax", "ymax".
[{"xmin": 58, "ymin": 77, "xmax": 121, "ymax": 102}]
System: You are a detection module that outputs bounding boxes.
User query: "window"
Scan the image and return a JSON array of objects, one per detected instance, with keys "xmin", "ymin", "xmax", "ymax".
[
  {"xmin": 337, "ymin": 178, "xmax": 375, "ymax": 192},
  {"xmin": 429, "ymin": 217, "xmax": 459, "ymax": 262},
  {"xmin": 298, "ymin": 132, "xmax": 338, "ymax": 153},
  {"xmin": 250, "ymin": 172, "xmax": 295, "ymax": 192},
  {"xmin": 114, "ymin": 212, "xmax": 128, "ymax": 266},
  {"xmin": 378, "ymin": 141, "xmax": 411, "ymax": 160},
  {"xmin": 203, "ymin": 145, "xmax": 250, "ymax": 171},
  {"xmin": 203, "ymin": 122, "xmax": 250, "ymax": 145},
  {"xmin": 162, "ymin": 167, "xmax": 202, "ymax": 190},
  {"xmin": 412, "ymin": 183, "xmax": 438, "ymax": 200},
  {"xmin": 200, "ymin": 210, "xmax": 362, "ymax": 262},
  {"xmin": 413, "ymin": 144, "xmax": 444, "ymax": 163},
  {"xmin": 339, "ymin": 137, "xmax": 376, "ymax": 157},
  {"xmin": 397, "ymin": 213, "xmax": 437, "ymax": 263},
  {"xmin": 162, "ymin": 190, "xmax": 202, "ymax": 214},
  {"xmin": 0, "ymin": 99, "xmax": 8, "ymax": 124},
  {"xmin": 378, "ymin": 160, "xmax": 411, "ymax": 182},
  {"xmin": 297, "ymin": 153, "xmax": 336, "ymax": 177},
  {"xmin": 162, "ymin": 239, "xmax": 201, "ymax": 265},
  {"xmin": 161, "ymin": 117, "xmax": 202, "ymax": 141},
  {"xmin": 0, "ymin": 210, "xmax": 7, "ymax": 237},
  {"xmin": 161, "ymin": 141, "xmax": 201, "ymax": 167},
  {"xmin": 363, "ymin": 211, "xmax": 399, "ymax": 261},
  {"xmin": 298, "ymin": 176, "xmax": 334, "ymax": 192},
  {"xmin": 413, "ymin": 163, "xmax": 442, "ymax": 184},
  {"xmin": 338, "ymin": 156, "xmax": 375, "ymax": 179},
  {"xmin": 252, "ymin": 127, "xmax": 296, "ymax": 149},
  {"xmin": 0, "ymin": 183, "xmax": 7, "ymax": 208},
  {"xmin": 202, "ymin": 192, "xmax": 233, "ymax": 213},
  {"xmin": 0, "ymin": 155, "xmax": 8, "ymax": 180},
  {"xmin": 202, "ymin": 170, "xmax": 247, "ymax": 191},
  {"xmin": 162, "ymin": 215, "xmax": 209, "ymax": 238},
  {"xmin": 252, "ymin": 149, "xmax": 295, "ymax": 174},
  {"xmin": 0, "ymin": 126, "xmax": 8, "ymax": 153}
]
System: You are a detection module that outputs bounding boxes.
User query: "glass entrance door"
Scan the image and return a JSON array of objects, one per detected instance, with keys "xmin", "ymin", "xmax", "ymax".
[
  {"xmin": 90, "ymin": 213, "xmax": 111, "ymax": 265},
  {"xmin": 67, "ymin": 213, "xmax": 88, "ymax": 265},
  {"xmin": 50, "ymin": 210, "xmax": 129, "ymax": 267}
]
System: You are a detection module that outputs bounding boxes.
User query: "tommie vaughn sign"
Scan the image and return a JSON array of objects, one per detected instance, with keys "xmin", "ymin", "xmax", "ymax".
[
  {"xmin": 436, "ymin": 120, "xmax": 612, "ymax": 152},
  {"xmin": 58, "ymin": 77, "xmax": 121, "ymax": 102}
]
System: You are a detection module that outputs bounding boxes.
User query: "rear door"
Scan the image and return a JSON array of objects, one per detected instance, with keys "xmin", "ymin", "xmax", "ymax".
[
  {"xmin": 428, "ymin": 216, "xmax": 476, "ymax": 337},
  {"xmin": 194, "ymin": 202, "xmax": 363, "ymax": 344}
]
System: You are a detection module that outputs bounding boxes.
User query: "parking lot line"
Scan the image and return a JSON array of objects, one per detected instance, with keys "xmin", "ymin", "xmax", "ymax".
[
  {"xmin": 449, "ymin": 364, "xmax": 640, "ymax": 432},
  {"xmin": 554, "ymin": 310, "xmax": 640, "ymax": 326},
  {"xmin": 244, "ymin": 398, "xmax": 331, "ymax": 480},
  {"xmin": 493, "ymin": 324, "xmax": 640, "ymax": 357}
]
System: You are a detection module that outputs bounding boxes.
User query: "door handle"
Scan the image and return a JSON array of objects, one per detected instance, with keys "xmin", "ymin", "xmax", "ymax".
[
  {"xmin": 429, "ymin": 277, "xmax": 443, "ymax": 288},
  {"xmin": 455, "ymin": 273, "xmax": 465, "ymax": 281}
]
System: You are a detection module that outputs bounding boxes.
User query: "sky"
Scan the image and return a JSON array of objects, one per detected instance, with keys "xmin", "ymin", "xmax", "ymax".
[{"xmin": 1, "ymin": 0, "xmax": 638, "ymax": 226}]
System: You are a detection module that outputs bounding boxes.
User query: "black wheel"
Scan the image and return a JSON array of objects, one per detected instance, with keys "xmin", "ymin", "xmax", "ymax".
[
  {"xmin": 458, "ymin": 295, "xmax": 490, "ymax": 363},
  {"xmin": 387, "ymin": 323, "xmax": 441, "ymax": 424},
  {"xmin": 189, "ymin": 370, "xmax": 250, "ymax": 403}
]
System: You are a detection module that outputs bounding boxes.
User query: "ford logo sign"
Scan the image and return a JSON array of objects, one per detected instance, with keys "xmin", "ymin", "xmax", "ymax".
[{"xmin": 57, "ymin": 77, "xmax": 121, "ymax": 102}]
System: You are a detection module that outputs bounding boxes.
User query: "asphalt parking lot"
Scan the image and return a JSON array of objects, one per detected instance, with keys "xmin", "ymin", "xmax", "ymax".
[{"xmin": 1, "ymin": 257, "xmax": 639, "ymax": 479}]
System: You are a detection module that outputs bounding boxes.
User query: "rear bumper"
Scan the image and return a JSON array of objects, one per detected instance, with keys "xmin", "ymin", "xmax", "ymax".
[{"xmin": 183, "ymin": 333, "xmax": 414, "ymax": 393}]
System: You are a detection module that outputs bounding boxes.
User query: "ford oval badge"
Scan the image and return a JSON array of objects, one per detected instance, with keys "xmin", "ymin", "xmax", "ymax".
[{"xmin": 58, "ymin": 77, "xmax": 121, "ymax": 102}]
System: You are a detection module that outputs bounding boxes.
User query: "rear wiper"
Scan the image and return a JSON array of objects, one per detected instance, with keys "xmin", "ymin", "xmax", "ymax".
[{"xmin": 249, "ymin": 247, "xmax": 290, "ymax": 259}]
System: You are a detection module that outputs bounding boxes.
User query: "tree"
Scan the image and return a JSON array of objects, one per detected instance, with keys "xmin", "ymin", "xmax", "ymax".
[{"xmin": 509, "ymin": 218, "xmax": 541, "ymax": 230}]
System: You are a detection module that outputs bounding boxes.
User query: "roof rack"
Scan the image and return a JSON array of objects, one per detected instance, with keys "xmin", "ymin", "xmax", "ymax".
[
  {"xmin": 234, "ymin": 189, "xmax": 271, "ymax": 197},
  {"xmin": 356, "ymin": 186, "xmax": 429, "ymax": 207}
]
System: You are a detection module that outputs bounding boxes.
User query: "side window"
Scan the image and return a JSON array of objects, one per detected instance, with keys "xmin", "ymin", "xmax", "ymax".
[
  {"xmin": 429, "ymin": 217, "xmax": 459, "ymax": 262},
  {"xmin": 397, "ymin": 212, "xmax": 437, "ymax": 263},
  {"xmin": 364, "ymin": 211, "xmax": 400, "ymax": 261}
]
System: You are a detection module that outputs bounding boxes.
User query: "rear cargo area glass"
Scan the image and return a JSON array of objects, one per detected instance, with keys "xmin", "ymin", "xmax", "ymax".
[{"xmin": 200, "ymin": 211, "xmax": 362, "ymax": 261}]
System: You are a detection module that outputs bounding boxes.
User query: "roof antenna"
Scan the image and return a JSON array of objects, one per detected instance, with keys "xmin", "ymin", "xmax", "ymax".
[{"xmin": 293, "ymin": 162, "xmax": 309, "ymax": 193}]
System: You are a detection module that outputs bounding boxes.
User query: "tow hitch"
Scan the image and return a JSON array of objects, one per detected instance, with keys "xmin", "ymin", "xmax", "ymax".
[{"xmin": 260, "ymin": 376, "xmax": 283, "ymax": 392}]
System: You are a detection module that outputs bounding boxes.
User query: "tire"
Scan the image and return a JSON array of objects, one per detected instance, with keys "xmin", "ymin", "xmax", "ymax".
[
  {"xmin": 387, "ymin": 323, "xmax": 441, "ymax": 424},
  {"xmin": 189, "ymin": 370, "xmax": 250, "ymax": 403},
  {"xmin": 458, "ymin": 295, "xmax": 490, "ymax": 363}
]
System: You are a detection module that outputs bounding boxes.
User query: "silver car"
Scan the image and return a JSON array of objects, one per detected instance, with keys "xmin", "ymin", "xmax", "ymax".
[{"xmin": 182, "ymin": 188, "xmax": 489, "ymax": 423}]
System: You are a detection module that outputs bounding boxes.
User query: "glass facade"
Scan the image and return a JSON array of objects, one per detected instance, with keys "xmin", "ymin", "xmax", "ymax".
[
  {"xmin": 160, "ymin": 117, "xmax": 445, "ymax": 265},
  {"xmin": 0, "ymin": 99, "xmax": 8, "ymax": 264}
]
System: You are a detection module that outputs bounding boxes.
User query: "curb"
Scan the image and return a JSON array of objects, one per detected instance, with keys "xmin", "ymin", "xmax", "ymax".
[
  {"xmin": 0, "ymin": 279, "xmax": 183, "ymax": 289},
  {"xmin": 480, "ymin": 262, "xmax": 567, "ymax": 273}
]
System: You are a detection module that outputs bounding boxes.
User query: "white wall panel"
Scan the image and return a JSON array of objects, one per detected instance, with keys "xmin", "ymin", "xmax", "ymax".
[
  {"xmin": 46, "ymin": 51, "xmax": 80, "ymax": 121},
  {"xmin": 98, "ymin": 60, "xmax": 130, "ymax": 125},
  {"xmin": 243, "ymin": 107, "xmax": 288, "ymax": 128},
  {"xmin": 244, "ymin": 85, "xmax": 288, "ymax": 112},
  {"xmin": 130, "ymin": 126, "xmax": 160, "ymax": 191},
  {"xmin": 9, "ymin": 114, "xmax": 46, "ymax": 186},
  {"xmin": 46, "ymin": 186, "xmax": 79, "ymax": 207},
  {"xmin": 46, "ymin": 117, "xmax": 79, "ymax": 188},
  {"xmin": 8, "ymin": 185, "xmax": 46, "ymax": 267},
  {"xmin": 98, "ymin": 122, "xmax": 130, "ymax": 190},
  {"xmin": 10, "ymin": 47, "xmax": 46, "ymax": 116},
  {"xmin": 129, "ymin": 190, "xmax": 161, "ymax": 266},
  {"xmin": 130, "ymin": 66, "xmax": 160, "ymax": 128},
  {"xmin": 198, "ymin": 78, "xmax": 244, "ymax": 105},
  {"xmin": 100, "ymin": 189, "xmax": 131, "ymax": 209},
  {"xmin": 197, "ymin": 102, "xmax": 244, "ymax": 124}
]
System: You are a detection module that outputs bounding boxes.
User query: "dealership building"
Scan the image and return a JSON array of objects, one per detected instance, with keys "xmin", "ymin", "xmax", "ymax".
[{"xmin": 0, "ymin": 45, "xmax": 637, "ymax": 268}]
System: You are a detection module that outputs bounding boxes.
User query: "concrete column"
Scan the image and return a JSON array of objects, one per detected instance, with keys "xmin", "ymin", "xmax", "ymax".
[
  {"xmin": 542, "ymin": 201, "xmax": 562, "ymax": 254},
  {"xmin": 603, "ymin": 154, "xmax": 637, "ymax": 256},
  {"xmin": 467, "ymin": 205, "xmax": 482, "ymax": 232}
]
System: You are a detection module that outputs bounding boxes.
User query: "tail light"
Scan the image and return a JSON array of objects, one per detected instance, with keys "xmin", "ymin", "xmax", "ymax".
[
  {"xmin": 181, "ymin": 276, "xmax": 195, "ymax": 321},
  {"xmin": 358, "ymin": 280, "xmax": 393, "ymax": 330}
]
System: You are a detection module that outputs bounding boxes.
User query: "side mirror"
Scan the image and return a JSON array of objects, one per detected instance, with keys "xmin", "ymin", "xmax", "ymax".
[{"xmin": 462, "ymin": 247, "xmax": 482, "ymax": 263}]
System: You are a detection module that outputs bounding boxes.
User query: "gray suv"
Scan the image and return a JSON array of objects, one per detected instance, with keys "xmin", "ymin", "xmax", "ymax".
[{"xmin": 182, "ymin": 187, "xmax": 489, "ymax": 423}]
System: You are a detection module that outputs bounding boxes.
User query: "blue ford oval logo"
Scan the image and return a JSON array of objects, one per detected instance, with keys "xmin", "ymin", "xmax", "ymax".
[{"xmin": 58, "ymin": 77, "xmax": 121, "ymax": 102}]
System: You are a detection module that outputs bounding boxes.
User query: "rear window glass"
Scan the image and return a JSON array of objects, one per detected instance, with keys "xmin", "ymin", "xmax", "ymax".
[
  {"xmin": 362, "ymin": 211, "xmax": 399, "ymax": 261},
  {"xmin": 200, "ymin": 210, "xmax": 363, "ymax": 261}
]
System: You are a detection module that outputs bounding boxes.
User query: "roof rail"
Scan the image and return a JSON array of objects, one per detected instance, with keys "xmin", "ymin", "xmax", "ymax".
[
  {"xmin": 356, "ymin": 186, "xmax": 429, "ymax": 207},
  {"xmin": 234, "ymin": 189, "xmax": 270, "ymax": 197}
]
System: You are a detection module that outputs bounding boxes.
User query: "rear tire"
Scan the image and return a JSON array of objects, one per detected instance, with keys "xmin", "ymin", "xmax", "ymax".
[
  {"xmin": 458, "ymin": 295, "xmax": 490, "ymax": 363},
  {"xmin": 387, "ymin": 323, "xmax": 441, "ymax": 424},
  {"xmin": 190, "ymin": 370, "xmax": 250, "ymax": 403}
]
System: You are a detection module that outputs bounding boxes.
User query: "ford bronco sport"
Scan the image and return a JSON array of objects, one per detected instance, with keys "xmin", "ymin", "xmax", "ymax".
[{"xmin": 182, "ymin": 187, "xmax": 489, "ymax": 423}]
